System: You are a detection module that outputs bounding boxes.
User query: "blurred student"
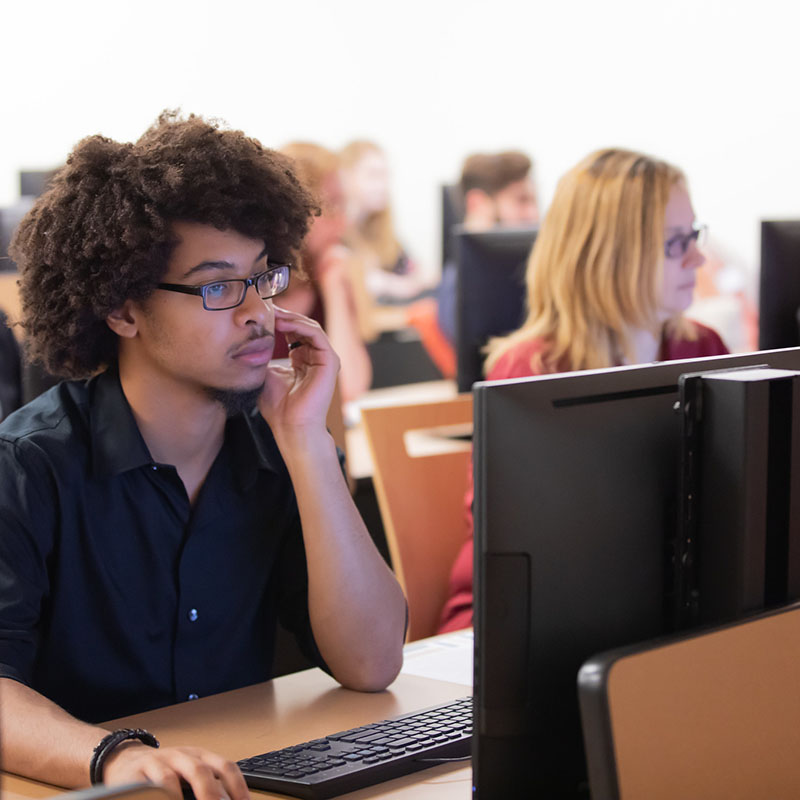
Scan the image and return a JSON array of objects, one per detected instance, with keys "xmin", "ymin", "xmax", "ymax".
[
  {"xmin": 278, "ymin": 142, "xmax": 373, "ymax": 403},
  {"xmin": 437, "ymin": 151, "xmax": 539, "ymax": 346},
  {"xmin": 0, "ymin": 309, "xmax": 21, "ymax": 421},
  {"xmin": 438, "ymin": 147, "xmax": 728, "ymax": 633},
  {"xmin": 340, "ymin": 140, "xmax": 428, "ymax": 305}
]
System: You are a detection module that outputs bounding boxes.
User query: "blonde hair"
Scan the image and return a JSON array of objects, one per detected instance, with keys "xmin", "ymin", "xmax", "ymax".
[
  {"xmin": 281, "ymin": 141, "xmax": 378, "ymax": 341},
  {"xmin": 485, "ymin": 148, "xmax": 695, "ymax": 375},
  {"xmin": 340, "ymin": 140, "xmax": 402, "ymax": 270},
  {"xmin": 281, "ymin": 141, "xmax": 340, "ymax": 208}
]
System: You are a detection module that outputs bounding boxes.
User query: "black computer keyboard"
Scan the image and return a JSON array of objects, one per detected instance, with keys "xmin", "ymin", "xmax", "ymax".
[{"xmin": 236, "ymin": 695, "xmax": 472, "ymax": 799}]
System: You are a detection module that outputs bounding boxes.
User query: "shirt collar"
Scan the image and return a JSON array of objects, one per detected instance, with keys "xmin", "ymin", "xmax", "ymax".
[
  {"xmin": 90, "ymin": 369, "xmax": 153, "ymax": 478},
  {"xmin": 89, "ymin": 369, "xmax": 278, "ymax": 488}
]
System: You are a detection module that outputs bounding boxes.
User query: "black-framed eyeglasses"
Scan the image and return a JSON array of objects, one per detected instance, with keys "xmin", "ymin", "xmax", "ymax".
[
  {"xmin": 664, "ymin": 224, "xmax": 707, "ymax": 259},
  {"xmin": 157, "ymin": 263, "xmax": 291, "ymax": 310}
]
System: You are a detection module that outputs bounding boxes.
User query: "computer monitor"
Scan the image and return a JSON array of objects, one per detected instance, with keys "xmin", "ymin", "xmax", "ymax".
[
  {"xmin": 19, "ymin": 169, "xmax": 57, "ymax": 198},
  {"xmin": 472, "ymin": 346, "xmax": 800, "ymax": 798},
  {"xmin": 441, "ymin": 183, "xmax": 464, "ymax": 268},
  {"xmin": 454, "ymin": 226, "xmax": 537, "ymax": 393},
  {"xmin": 0, "ymin": 198, "xmax": 34, "ymax": 272},
  {"xmin": 759, "ymin": 220, "xmax": 800, "ymax": 349}
]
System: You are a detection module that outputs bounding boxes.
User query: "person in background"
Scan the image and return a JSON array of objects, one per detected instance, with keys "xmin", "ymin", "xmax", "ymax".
[
  {"xmin": 438, "ymin": 147, "xmax": 728, "ymax": 633},
  {"xmin": 277, "ymin": 142, "xmax": 373, "ymax": 403},
  {"xmin": 0, "ymin": 112, "xmax": 406, "ymax": 799},
  {"xmin": 339, "ymin": 140, "xmax": 429, "ymax": 306},
  {"xmin": 459, "ymin": 151, "xmax": 539, "ymax": 231},
  {"xmin": 437, "ymin": 150, "xmax": 539, "ymax": 347},
  {"xmin": 0, "ymin": 309, "xmax": 21, "ymax": 421}
]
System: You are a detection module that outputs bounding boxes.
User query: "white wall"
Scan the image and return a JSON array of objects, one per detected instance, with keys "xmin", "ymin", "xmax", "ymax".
[{"xmin": 3, "ymin": 0, "xmax": 799, "ymax": 291}]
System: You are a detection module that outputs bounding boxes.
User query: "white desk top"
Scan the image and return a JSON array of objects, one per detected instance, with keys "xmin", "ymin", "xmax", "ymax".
[{"xmin": 400, "ymin": 629, "xmax": 473, "ymax": 687}]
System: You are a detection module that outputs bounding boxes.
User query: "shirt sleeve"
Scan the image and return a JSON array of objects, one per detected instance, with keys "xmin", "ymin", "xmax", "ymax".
[
  {"xmin": 438, "ymin": 455, "xmax": 475, "ymax": 634},
  {"xmin": 698, "ymin": 324, "xmax": 730, "ymax": 356},
  {"xmin": 0, "ymin": 437, "xmax": 57, "ymax": 686}
]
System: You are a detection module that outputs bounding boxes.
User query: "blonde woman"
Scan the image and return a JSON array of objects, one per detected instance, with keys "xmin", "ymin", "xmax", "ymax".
[
  {"xmin": 340, "ymin": 140, "xmax": 428, "ymax": 304},
  {"xmin": 277, "ymin": 142, "xmax": 373, "ymax": 403},
  {"xmin": 438, "ymin": 147, "xmax": 728, "ymax": 633}
]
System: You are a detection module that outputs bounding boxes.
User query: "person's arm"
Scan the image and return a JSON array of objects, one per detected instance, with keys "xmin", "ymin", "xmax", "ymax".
[
  {"xmin": 315, "ymin": 245, "xmax": 372, "ymax": 403},
  {"xmin": 0, "ymin": 679, "xmax": 249, "ymax": 800},
  {"xmin": 260, "ymin": 307, "xmax": 406, "ymax": 691}
]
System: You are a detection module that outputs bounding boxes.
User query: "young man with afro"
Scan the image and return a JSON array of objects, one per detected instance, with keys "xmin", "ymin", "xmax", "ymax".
[{"xmin": 0, "ymin": 112, "xmax": 406, "ymax": 800}]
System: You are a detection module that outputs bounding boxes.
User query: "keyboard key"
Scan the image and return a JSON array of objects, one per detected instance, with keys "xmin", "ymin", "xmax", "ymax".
[{"xmin": 387, "ymin": 737, "xmax": 416, "ymax": 749}]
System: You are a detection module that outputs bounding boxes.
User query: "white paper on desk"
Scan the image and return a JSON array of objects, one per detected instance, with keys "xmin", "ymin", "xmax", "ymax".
[{"xmin": 400, "ymin": 629, "xmax": 473, "ymax": 687}]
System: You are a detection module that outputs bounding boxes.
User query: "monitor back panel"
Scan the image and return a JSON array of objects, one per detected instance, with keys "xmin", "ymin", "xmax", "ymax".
[
  {"xmin": 454, "ymin": 226, "xmax": 536, "ymax": 392},
  {"xmin": 441, "ymin": 183, "xmax": 464, "ymax": 267},
  {"xmin": 759, "ymin": 219, "xmax": 800, "ymax": 350},
  {"xmin": 472, "ymin": 347, "xmax": 800, "ymax": 797},
  {"xmin": 579, "ymin": 603, "xmax": 800, "ymax": 800}
]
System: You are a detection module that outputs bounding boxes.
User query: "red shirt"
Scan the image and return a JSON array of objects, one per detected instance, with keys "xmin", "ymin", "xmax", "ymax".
[{"xmin": 437, "ymin": 322, "xmax": 729, "ymax": 633}]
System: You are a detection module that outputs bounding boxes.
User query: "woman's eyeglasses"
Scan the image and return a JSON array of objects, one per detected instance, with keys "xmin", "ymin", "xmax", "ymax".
[{"xmin": 664, "ymin": 225, "xmax": 707, "ymax": 259}]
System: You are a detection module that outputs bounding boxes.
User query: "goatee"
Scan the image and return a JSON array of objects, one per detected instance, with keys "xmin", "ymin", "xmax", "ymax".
[{"xmin": 206, "ymin": 385, "xmax": 263, "ymax": 417}]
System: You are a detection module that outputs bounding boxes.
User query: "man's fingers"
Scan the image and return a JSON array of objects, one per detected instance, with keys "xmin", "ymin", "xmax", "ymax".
[
  {"xmin": 204, "ymin": 752, "xmax": 250, "ymax": 800},
  {"xmin": 273, "ymin": 308, "xmax": 328, "ymax": 344},
  {"xmin": 130, "ymin": 748, "xmax": 248, "ymax": 800},
  {"xmin": 170, "ymin": 751, "xmax": 229, "ymax": 800},
  {"xmin": 140, "ymin": 761, "xmax": 184, "ymax": 800}
]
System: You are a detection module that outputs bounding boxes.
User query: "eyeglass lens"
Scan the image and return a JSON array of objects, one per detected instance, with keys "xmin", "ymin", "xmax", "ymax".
[
  {"xmin": 256, "ymin": 267, "xmax": 290, "ymax": 298},
  {"xmin": 665, "ymin": 226, "xmax": 705, "ymax": 259},
  {"xmin": 204, "ymin": 266, "xmax": 289, "ymax": 309}
]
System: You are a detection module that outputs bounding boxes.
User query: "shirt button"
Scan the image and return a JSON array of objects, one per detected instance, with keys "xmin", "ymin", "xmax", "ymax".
[
  {"xmin": 188, "ymin": 693, "xmax": 199, "ymax": 700},
  {"xmin": 151, "ymin": 465, "xmax": 158, "ymax": 471},
  {"xmin": 187, "ymin": 608, "xmax": 199, "ymax": 622}
]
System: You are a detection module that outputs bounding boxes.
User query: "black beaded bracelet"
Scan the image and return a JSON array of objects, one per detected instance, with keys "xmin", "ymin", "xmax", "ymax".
[{"xmin": 90, "ymin": 728, "xmax": 160, "ymax": 785}]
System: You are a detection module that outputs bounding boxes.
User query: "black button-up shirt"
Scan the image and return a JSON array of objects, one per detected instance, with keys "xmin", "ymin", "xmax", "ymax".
[{"xmin": 0, "ymin": 369, "xmax": 324, "ymax": 722}]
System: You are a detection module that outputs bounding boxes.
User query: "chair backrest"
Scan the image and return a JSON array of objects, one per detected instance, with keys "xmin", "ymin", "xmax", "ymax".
[
  {"xmin": 362, "ymin": 394, "xmax": 472, "ymax": 641},
  {"xmin": 578, "ymin": 602, "xmax": 800, "ymax": 800}
]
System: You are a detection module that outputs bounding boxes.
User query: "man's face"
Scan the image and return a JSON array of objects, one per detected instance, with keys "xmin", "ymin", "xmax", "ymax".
[
  {"xmin": 491, "ymin": 177, "xmax": 539, "ymax": 227},
  {"xmin": 463, "ymin": 176, "xmax": 540, "ymax": 232},
  {"xmin": 123, "ymin": 221, "xmax": 277, "ymax": 397}
]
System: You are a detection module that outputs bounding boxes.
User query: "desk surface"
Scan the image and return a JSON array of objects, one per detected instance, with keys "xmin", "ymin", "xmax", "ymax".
[{"xmin": 1, "ymin": 670, "xmax": 472, "ymax": 800}]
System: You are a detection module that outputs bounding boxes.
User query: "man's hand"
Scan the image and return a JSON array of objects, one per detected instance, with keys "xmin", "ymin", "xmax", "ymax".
[
  {"xmin": 259, "ymin": 306, "xmax": 340, "ymax": 431},
  {"xmin": 256, "ymin": 306, "xmax": 405, "ymax": 693},
  {"xmin": 103, "ymin": 742, "xmax": 250, "ymax": 800}
]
